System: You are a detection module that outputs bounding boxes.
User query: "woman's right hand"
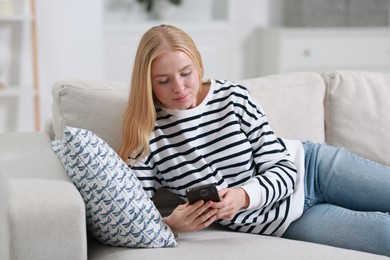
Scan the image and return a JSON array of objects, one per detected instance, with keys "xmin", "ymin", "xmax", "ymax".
[{"xmin": 163, "ymin": 200, "xmax": 218, "ymax": 234}]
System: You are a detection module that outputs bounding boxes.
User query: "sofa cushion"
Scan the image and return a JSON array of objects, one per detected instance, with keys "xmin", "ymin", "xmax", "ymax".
[
  {"xmin": 51, "ymin": 80, "xmax": 128, "ymax": 152},
  {"xmin": 323, "ymin": 71, "xmax": 390, "ymax": 166},
  {"xmin": 238, "ymin": 72, "xmax": 326, "ymax": 143},
  {"xmin": 88, "ymin": 224, "xmax": 388, "ymax": 260},
  {"xmin": 51, "ymin": 127, "xmax": 177, "ymax": 248}
]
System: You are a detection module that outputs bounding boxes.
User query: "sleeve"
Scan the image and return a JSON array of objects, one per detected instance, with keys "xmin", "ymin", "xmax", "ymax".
[
  {"xmin": 234, "ymin": 85, "xmax": 298, "ymax": 210},
  {"xmin": 129, "ymin": 155, "xmax": 163, "ymax": 199}
]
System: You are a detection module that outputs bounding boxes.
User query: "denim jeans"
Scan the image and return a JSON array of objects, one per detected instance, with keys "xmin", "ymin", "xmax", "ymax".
[{"xmin": 282, "ymin": 142, "xmax": 390, "ymax": 256}]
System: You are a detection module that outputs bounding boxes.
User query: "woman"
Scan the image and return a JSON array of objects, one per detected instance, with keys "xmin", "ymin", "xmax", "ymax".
[{"xmin": 119, "ymin": 24, "xmax": 390, "ymax": 256}]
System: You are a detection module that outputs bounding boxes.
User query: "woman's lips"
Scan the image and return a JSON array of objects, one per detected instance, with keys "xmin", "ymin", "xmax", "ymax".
[{"xmin": 174, "ymin": 94, "xmax": 189, "ymax": 102}]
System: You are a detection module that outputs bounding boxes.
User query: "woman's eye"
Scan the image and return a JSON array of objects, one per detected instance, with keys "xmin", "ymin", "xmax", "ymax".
[
  {"xmin": 181, "ymin": 70, "xmax": 191, "ymax": 77},
  {"xmin": 158, "ymin": 79, "xmax": 169, "ymax": 84}
]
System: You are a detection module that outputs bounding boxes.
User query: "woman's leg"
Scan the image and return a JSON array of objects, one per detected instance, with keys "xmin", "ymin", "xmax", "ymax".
[
  {"xmin": 283, "ymin": 204, "xmax": 390, "ymax": 256},
  {"xmin": 302, "ymin": 142, "xmax": 390, "ymax": 212},
  {"xmin": 283, "ymin": 142, "xmax": 390, "ymax": 256}
]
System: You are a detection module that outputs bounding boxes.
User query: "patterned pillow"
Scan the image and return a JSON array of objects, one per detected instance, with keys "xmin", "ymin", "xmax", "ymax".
[{"xmin": 51, "ymin": 127, "xmax": 177, "ymax": 248}]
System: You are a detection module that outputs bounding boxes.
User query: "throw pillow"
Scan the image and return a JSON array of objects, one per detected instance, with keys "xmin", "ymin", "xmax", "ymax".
[
  {"xmin": 51, "ymin": 127, "xmax": 177, "ymax": 248},
  {"xmin": 323, "ymin": 71, "xmax": 390, "ymax": 166}
]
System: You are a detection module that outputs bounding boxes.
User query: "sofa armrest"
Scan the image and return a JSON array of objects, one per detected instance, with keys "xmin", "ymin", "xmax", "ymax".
[{"xmin": 0, "ymin": 132, "xmax": 87, "ymax": 260}]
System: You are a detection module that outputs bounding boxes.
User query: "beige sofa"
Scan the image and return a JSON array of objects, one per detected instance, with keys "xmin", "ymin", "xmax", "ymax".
[{"xmin": 1, "ymin": 71, "xmax": 389, "ymax": 259}]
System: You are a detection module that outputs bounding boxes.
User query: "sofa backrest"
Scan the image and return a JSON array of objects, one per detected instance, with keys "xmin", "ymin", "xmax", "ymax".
[
  {"xmin": 51, "ymin": 80, "xmax": 128, "ymax": 152},
  {"xmin": 50, "ymin": 72, "xmax": 327, "ymax": 153},
  {"xmin": 323, "ymin": 70, "xmax": 390, "ymax": 167},
  {"xmin": 238, "ymin": 72, "xmax": 326, "ymax": 142}
]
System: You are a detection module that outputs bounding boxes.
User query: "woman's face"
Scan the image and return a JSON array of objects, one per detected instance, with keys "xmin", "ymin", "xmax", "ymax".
[{"xmin": 151, "ymin": 50, "xmax": 200, "ymax": 110}]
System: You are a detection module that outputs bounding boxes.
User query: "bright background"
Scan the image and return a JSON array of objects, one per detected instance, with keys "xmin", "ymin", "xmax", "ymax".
[{"xmin": 0, "ymin": 0, "xmax": 389, "ymax": 133}]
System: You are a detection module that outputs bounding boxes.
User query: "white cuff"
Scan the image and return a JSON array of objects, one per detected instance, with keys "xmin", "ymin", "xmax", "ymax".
[{"xmin": 241, "ymin": 179, "xmax": 262, "ymax": 210}]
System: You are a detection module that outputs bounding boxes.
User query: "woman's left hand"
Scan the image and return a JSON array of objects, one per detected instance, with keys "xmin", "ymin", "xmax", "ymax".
[{"xmin": 211, "ymin": 188, "xmax": 249, "ymax": 220}]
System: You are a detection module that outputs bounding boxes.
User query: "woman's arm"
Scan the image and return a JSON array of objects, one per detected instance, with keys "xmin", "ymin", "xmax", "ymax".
[
  {"xmin": 237, "ymin": 85, "xmax": 297, "ymax": 210},
  {"xmin": 211, "ymin": 84, "xmax": 297, "ymax": 219},
  {"xmin": 130, "ymin": 157, "xmax": 163, "ymax": 198}
]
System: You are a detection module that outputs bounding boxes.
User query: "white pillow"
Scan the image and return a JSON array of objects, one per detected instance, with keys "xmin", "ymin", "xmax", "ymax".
[
  {"xmin": 323, "ymin": 71, "xmax": 390, "ymax": 166},
  {"xmin": 51, "ymin": 127, "xmax": 177, "ymax": 248},
  {"xmin": 238, "ymin": 72, "xmax": 326, "ymax": 143},
  {"xmin": 51, "ymin": 80, "xmax": 128, "ymax": 152}
]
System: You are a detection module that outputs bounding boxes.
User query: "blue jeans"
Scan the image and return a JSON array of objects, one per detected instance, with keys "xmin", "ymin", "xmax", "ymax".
[{"xmin": 282, "ymin": 142, "xmax": 390, "ymax": 256}]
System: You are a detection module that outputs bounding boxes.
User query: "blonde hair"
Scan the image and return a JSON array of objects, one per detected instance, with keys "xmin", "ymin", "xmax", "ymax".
[{"xmin": 119, "ymin": 24, "xmax": 204, "ymax": 165}]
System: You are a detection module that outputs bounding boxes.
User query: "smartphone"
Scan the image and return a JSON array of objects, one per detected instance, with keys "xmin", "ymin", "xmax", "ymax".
[{"xmin": 185, "ymin": 183, "xmax": 221, "ymax": 204}]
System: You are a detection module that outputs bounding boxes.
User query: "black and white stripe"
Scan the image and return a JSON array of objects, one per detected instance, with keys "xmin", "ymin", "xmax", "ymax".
[{"xmin": 131, "ymin": 79, "xmax": 301, "ymax": 236}]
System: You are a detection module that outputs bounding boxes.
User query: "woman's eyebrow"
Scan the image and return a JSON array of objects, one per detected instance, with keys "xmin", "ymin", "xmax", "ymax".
[
  {"xmin": 180, "ymin": 64, "xmax": 193, "ymax": 71},
  {"xmin": 153, "ymin": 64, "xmax": 193, "ymax": 78},
  {"xmin": 153, "ymin": 73, "xmax": 168, "ymax": 78}
]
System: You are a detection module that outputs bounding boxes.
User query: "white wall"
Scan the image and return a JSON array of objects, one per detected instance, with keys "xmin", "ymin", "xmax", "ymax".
[
  {"xmin": 36, "ymin": 0, "xmax": 103, "ymax": 131},
  {"xmin": 228, "ymin": 0, "xmax": 271, "ymax": 79}
]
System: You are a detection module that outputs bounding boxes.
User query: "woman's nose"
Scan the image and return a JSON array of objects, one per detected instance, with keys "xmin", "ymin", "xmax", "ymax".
[{"xmin": 172, "ymin": 77, "xmax": 185, "ymax": 93}]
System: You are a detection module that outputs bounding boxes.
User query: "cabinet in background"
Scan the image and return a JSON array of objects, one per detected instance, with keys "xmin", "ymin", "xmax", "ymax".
[{"xmin": 258, "ymin": 27, "xmax": 390, "ymax": 76}]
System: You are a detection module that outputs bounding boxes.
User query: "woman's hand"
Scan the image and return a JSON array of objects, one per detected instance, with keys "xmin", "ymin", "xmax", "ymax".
[
  {"xmin": 211, "ymin": 188, "xmax": 250, "ymax": 220},
  {"xmin": 163, "ymin": 200, "xmax": 218, "ymax": 234}
]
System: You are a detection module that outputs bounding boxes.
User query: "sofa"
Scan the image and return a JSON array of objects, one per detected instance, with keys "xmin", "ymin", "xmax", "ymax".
[{"xmin": 1, "ymin": 70, "xmax": 389, "ymax": 259}]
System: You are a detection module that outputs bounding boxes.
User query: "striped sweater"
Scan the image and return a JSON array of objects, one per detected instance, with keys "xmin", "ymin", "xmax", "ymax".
[{"xmin": 131, "ymin": 79, "xmax": 305, "ymax": 236}]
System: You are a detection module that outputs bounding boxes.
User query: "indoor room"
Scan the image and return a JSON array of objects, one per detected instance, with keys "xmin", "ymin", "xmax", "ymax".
[{"xmin": 1, "ymin": 1, "xmax": 390, "ymax": 259}]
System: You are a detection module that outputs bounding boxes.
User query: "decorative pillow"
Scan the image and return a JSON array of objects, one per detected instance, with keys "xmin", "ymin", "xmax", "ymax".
[{"xmin": 51, "ymin": 127, "xmax": 177, "ymax": 248}]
